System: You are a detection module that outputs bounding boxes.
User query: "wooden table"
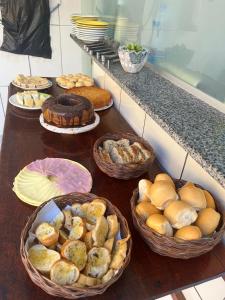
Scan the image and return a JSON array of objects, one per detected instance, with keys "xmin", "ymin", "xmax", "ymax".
[{"xmin": 0, "ymin": 82, "xmax": 225, "ymax": 300}]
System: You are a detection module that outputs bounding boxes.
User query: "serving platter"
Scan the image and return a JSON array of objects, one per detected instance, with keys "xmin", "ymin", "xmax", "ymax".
[
  {"xmin": 39, "ymin": 112, "xmax": 100, "ymax": 134},
  {"xmin": 9, "ymin": 93, "xmax": 51, "ymax": 110},
  {"xmin": 12, "ymin": 79, "xmax": 52, "ymax": 91}
]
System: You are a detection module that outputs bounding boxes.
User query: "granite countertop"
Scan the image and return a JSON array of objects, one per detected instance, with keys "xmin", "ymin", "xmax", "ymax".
[{"xmin": 71, "ymin": 35, "xmax": 225, "ymax": 188}]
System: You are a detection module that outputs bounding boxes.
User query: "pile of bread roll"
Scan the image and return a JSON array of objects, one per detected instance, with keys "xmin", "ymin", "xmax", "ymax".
[{"xmin": 135, "ymin": 173, "xmax": 221, "ymax": 241}]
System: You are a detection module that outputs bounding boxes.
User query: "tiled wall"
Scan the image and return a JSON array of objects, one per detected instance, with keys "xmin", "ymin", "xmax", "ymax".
[{"xmin": 0, "ymin": 0, "xmax": 85, "ymax": 141}]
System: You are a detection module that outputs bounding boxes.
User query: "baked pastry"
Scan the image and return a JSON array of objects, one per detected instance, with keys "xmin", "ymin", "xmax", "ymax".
[
  {"xmin": 67, "ymin": 86, "xmax": 111, "ymax": 109},
  {"xmin": 92, "ymin": 216, "xmax": 109, "ymax": 247},
  {"xmin": 61, "ymin": 240, "xmax": 87, "ymax": 271},
  {"xmin": 84, "ymin": 198, "xmax": 106, "ymax": 224},
  {"xmin": 56, "ymin": 74, "xmax": 94, "ymax": 89},
  {"xmin": 69, "ymin": 216, "xmax": 86, "ymax": 240},
  {"xmin": 14, "ymin": 75, "xmax": 49, "ymax": 89},
  {"xmin": 146, "ymin": 214, "xmax": 173, "ymax": 237},
  {"xmin": 35, "ymin": 222, "xmax": 59, "ymax": 247},
  {"xmin": 77, "ymin": 274, "xmax": 101, "ymax": 287},
  {"xmin": 136, "ymin": 201, "xmax": 160, "ymax": 220},
  {"xmin": 16, "ymin": 91, "xmax": 50, "ymax": 108},
  {"xmin": 148, "ymin": 181, "xmax": 178, "ymax": 210},
  {"xmin": 178, "ymin": 183, "xmax": 207, "ymax": 210},
  {"xmin": 110, "ymin": 236, "xmax": 130, "ymax": 269},
  {"xmin": 175, "ymin": 226, "xmax": 202, "ymax": 241},
  {"xmin": 107, "ymin": 215, "xmax": 119, "ymax": 239},
  {"xmin": 154, "ymin": 173, "xmax": 175, "ymax": 188},
  {"xmin": 138, "ymin": 179, "xmax": 152, "ymax": 202},
  {"xmin": 195, "ymin": 208, "xmax": 220, "ymax": 235},
  {"xmin": 164, "ymin": 200, "xmax": 198, "ymax": 229},
  {"xmin": 42, "ymin": 94, "xmax": 95, "ymax": 128},
  {"xmin": 50, "ymin": 259, "xmax": 80, "ymax": 285},
  {"xmin": 203, "ymin": 190, "xmax": 216, "ymax": 209},
  {"xmin": 85, "ymin": 247, "xmax": 111, "ymax": 278}
]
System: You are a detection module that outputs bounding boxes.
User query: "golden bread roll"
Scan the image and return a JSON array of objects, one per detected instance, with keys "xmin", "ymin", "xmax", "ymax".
[
  {"xmin": 175, "ymin": 225, "xmax": 202, "ymax": 241},
  {"xmin": 35, "ymin": 222, "xmax": 59, "ymax": 247},
  {"xmin": 107, "ymin": 214, "xmax": 119, "ymax": 239},
  {"xmin": 85, "ymin": 247, "xmax": 111, "ymax": 278},
  {"xmin": 154, "ymin": 173, "xmax": 175, "ymax": 188},
  {"xmin": 146, "ymin": 214, "xmax": 173, "ymax": 237},
  {"xmin": 85, "ymin": 199, "xmax": 106, "ymax": 224},
  {"xmin": 195, "ymin": 208, "xmax": 220, "ymax": 235},
  {"xmin": 164, "ymin": 200, "xmax": 198, "ymax": 229},
  {"xmin": 69, "ymin": 216, "xmax": 86, "ymax": 240},
  {"xmin": 83, "ymin": 231, "xmax": 93, "ymax": 251},
  {"xmin": 104, "ymin": 237, "xmax": 114, "ymax": 253},
  {"xmin": 61, "ymin": 240, "xmax": 87, "ymax": 271},
  {"xmin": 92, "ymin": 216, "xmax": 109, "ymax": 247},
  {"xmin": 203, "ymin": 190, "xmax": 216, "ymax": 209},
  {"xmin": 178, "ymin": 184, "xmax": 207, "ymax": 210},
  {"xmin": 135, "ymin": 201, "xmax": 161, "ymax": 220},
  {"xmin": 50, "ymin": 259, "xmax": 80, "ymax": 286},
  {"xmin": 138, "ymin": 179, "xmax": 152, "ymax": 202},
  {"xmin": 28, "ymin": 244, "xmax": 60, "ymax": 274},
  {"xmin": 77, "ymin": 273, "xmax": 101, "ymax": 287},
  {"xmin": 102, "ymin": 269, "xmax": 115, "ymax": 283},
  {"xmin": 110, "ymin": 235, "xmax": 130, "ymax": 270},
  {"xmin": 148, "ymin": 181, "xmax": 178, "ymax": 210}
]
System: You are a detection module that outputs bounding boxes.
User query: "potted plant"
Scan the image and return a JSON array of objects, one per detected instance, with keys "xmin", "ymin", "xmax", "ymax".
[{"xmin": 118, "ymin": 43, "xmax": 149, "ymax": 73}]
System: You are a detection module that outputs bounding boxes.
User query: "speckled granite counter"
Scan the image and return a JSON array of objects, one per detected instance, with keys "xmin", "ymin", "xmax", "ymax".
[{"xmin": 71, "ymin": 35, "xmax": 225, "ymax": 188}]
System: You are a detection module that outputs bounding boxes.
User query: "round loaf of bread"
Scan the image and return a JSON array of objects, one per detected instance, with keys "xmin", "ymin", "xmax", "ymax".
[
  {"xmin": 195, "ymin": 208, "xmax": 220, "ymax": 235},
  {"xmin": 138, "ymin": 179, "xmax": 152, "ymax": 202},
  {"xmin": 136, "ymin": 201, "xmax": 161, "ymax": 220},
  {"xmin": 175, "ymin": 225, "xmax": 202, "ymax": 241},
  {"xmin": 164, "ymin": 200, "xmax": 198, "ymax": 229},
  {"xmin": 35, "ymin": 222, "xmax": 59, "ymax": 247},
  {"xmin": 203, "ymin": 190, "xmax": 216, "ymax": 209},
  {"xmin": 148, "ymin": 181, "xmax": 178, "ymax": 210},
  {"xmin": 50, "ymin": 259, "xmax": 80, "ymax": 286},
  {"xmin": 178, "ymin": 184, "xmax": 207, "ymax": 210},
  {"xmin": 154, "ymin": 173, "xmax": 175, "ymax": 188},
  {"xmin": 146, "ymin": 214, "xmax": 173, "ymax": 237}
]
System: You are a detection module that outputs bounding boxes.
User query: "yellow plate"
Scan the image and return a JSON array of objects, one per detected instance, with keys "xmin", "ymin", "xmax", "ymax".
[{"xmin": 76, "ymin": 20, "xmax": 109, "ymax": 26}]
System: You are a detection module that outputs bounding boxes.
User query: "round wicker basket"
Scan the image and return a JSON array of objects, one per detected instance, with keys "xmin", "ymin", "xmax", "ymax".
[
  {"xmin": 20, "ymin": 193, "xmax": 132, "ymax": 299},
  {"xmin": 93, "ymin": 132, "xmax": 155, "ymax": 180},
  {"xmin": 130, "ymin": 180, "xmax": 225, "ymax": 259}
]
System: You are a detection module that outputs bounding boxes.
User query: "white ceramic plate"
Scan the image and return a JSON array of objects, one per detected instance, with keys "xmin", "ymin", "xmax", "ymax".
[
  {"xmin": 94, "ymin": 98, "xmax": 114, "ymax": 111},
  {"xmin": 40, "ymin": 112, "xmax": 100, "ymax": 134},
  {"xmin": 12, "ymin": 79, "xmax": 52, "ymax": 91},
  {"xmin": 9, "ymin": 93, "xmax": 51, "ymax": 110}
]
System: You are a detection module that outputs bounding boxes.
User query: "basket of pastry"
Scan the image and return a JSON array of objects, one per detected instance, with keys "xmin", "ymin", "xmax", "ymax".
[
  {"xmin": 20, "ymin": 192, "xmax": 132, "ymax": 299},
  {"xmin": 93, "ymin": 132, "xmax": 155, "ymax": 179},
  {"xmin": 130, "ymin": 173, "xmax": 225, "ymax": 259}
]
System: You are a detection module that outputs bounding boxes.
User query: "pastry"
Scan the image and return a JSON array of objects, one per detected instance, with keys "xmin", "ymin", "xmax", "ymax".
[
  {"xmin": 67, "ymin": 86, "xmax": 111, "ymax": 109},
  {"xmin": 178, "ymin": 183, "xmax": 207, "ymax": 210},
  {"xmin": 85, "ymin": 247, "xmax": 111, "ymax": 278},
  {"xmin": 164, "ymin": 200, "xmax": 198, "ymax": 229},
  {"xmin": 84, "ymin": 198, "xmax": 107, "ymax": 223},
  {"xmin": 69, "ymin": 216, "xmax": 86, "ymax": 240},
  {"xmin": 154, "ymin": 173, "xmax": 175, "ymax": 188},
  {"xmin": 138, "ymin": 179, "xmax": 152, "ymax": 202},
  {"xmin": 16, "ymin": 91, "xmax": 50, "ymax": 107},
  {"xmin": 42, "ymin": 94, "xmax": 95, "ymax": 128},
  {"xmin": 175, "ymin": 226, "xmax": 202, "ymax": 241},
  {"xmin": 14, "ymin": 75, "xmax": 49, "ymax": 89},
  {"xmin": 107, "ymin": 215, "xmax": 119, "ymax": 239},
  {"xmin": 110, "ymin": 236, "xmax": 130, "ymax": 269},
  {"xmin": 135, "ymin": 201, "xmax": 160, "ymax": 220},
  {"xmin": 148, "ymin": 181, "xmax": 178, "ymax": 210},
  {"xmin": 195, "ymin": 208, "xmax": 220, "ymax": 235},
  {"xmin": 146, "ymin": 214, "xmax": 173, "ymax": 237},
  {"xmin": 61, "ymin": 240, "xmax": 87, "ymax": 271},
  {"xmin": 50, "ymin": 259, "xmax": 80, "ymax": 285},
  {"xmin": 92, "ymin": 216, "xmax": 109, "ymax": 247},
  {"xmin": 203, "ymin": 190, "xmax": 216, "ymax": 209},
  {"xmin": 35, "ymin": 222, "xmax": 59, "ymax": 247},
  {"xmin": 56, "ymin": 74, "xmax": 94, "ymax": 89}
]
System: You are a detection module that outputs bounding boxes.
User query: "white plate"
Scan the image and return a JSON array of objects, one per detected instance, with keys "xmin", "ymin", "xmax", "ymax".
[
  {"xmin": 9, "ymin": 93, "xmax": 51, "ymax": 110},
  {"xmin": 12, "ymin": 80, "xmax": 52, "ymax": 91},
  {"xmin": 94, "ymin": 98, "xmax": 114, "ymax": 111},
  {"xmin": 40, "ymin": 113, "xmax": 100, "ymax": 134}
]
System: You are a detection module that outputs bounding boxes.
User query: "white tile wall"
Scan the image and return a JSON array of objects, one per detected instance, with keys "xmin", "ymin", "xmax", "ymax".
[
  {"xmin": 104, "ymin": 74, "xmax": 121, "ymax": 110},
  {"xmin": 92, "ymin": 61, "xmax": 105, "ymax": 88},
  {"xmin": 182, "ymin": 155, "xmax": 225, "ymax": 210},
  {"xmin": 195, "ymin": 277, "xmax": 225, "ymax": 300},
  {"xmin": 0, "ymin": 93, "xmax": 5, "ymax": 136},
  {"xmin": 120, "ymin": 90, "xmax": 146, "ymax": 136},
  {"xmin": 59, "ymin": 0, "xmax": 81, "ymax": 25},
  {"xmin": 143, "ymin": 114, "xmax": 187, "ymax": 179},
  {"xmin": 49, "ymin": 0, "xmax": 60, "ymax": 25},
  {"xmin": 0, "ymin": 87, "xmax": 8, "ymax": 114},
  {"xmin": 182, "ymin": 287, "xmax": 201, "ymax": 300}
]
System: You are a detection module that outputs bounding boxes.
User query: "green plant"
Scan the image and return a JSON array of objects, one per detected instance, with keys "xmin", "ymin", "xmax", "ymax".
[{"xmin": 125, "ymin": 43, "xmax": 143, "ymax": 52}]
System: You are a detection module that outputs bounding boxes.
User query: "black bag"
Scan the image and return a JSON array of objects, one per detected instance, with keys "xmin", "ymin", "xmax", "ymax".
[{"xmin": 0, "ymin": 0, "xmax": 52, "ymax": 58}]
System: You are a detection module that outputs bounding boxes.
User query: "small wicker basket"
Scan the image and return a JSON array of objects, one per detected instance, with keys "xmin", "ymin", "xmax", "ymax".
[
  {"xmin": 20, "ymin": 193, "xmax": 132, "ymax": 299},
  {"xmin": 130, "ymin": 180, "xmax": 225, "ymax": 259},
  {"xmin": 93, "ymin": 132, "xmax": 155, "ymax": 180}
]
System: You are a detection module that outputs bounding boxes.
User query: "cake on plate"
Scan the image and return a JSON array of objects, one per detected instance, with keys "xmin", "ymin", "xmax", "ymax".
[
  {"xmin": 13, "ymin": 75, "xmax": 49, "ymax": 89},
  {"xmin": 42, "ymin": 94, "xmax": 95, "ymax": 128}
]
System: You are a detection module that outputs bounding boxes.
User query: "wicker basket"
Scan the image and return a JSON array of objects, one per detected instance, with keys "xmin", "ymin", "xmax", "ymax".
[
  {"xmin": 20, "ymin": 193, "xmax": 132, "ymax": 299},
  {"xmin": 93, "ymin": 132, "xmax": 155, "ymax": 179},
  {"xmin": 130, "ymin": 180, "xmax": 225, "ymax": 259}
]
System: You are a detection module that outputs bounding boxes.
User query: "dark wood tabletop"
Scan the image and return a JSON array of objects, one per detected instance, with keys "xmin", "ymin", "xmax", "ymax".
[{"xmin": 0, "ymin": 81, "xmax": 225, "ymax": 300}]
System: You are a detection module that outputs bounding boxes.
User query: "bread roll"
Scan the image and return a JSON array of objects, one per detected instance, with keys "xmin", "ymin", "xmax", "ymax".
[
  {"xmin": 148, "ymin": 181, "xmax": 178, "ymax": 210},
  {"xmin": 85, "ymin": 247, "xmax": 111, "ymax": 278},
  {"xmin": 61, "ymin": 240, "xmax": 87, "ymax": 271},
  {"xmin": 154, "ymin": 173, "xmax": 175, "ymax": 188},
  {"xmin": 203, "ymin": 190, "xmax": 216, "ymax": 209},
  {"xmin": 164, "ymin": 200, "xmax": 198, "ymax": 229},
  {"xmin": 77, "ymin": 274, "xmax": 100, "ymax": 287},
  {"xmin": 138, "ymin": 179, "xmax": 152, "ymax": 202},
  {"xmin": 35, "ymin": 222, "xmax": 59, "ymax": 247},
  {"xmin": 92, "ymin": 216, "xmax": 109, "ymax": 247},
  {"xmin": 175, "ymin": 226, "xmax": 202, "ymax": 241},
  {"xmin": 178, "ymin": 184, "xmax": 207, "ymax": 210},
  {"xmin": 107, "ymin": 215, "xmax": 119, "ymax": 239},
  {"xmin": 110, "ymin": 236, "xmax": 130, "ymax": 270},
  {"xmin": 50, "ymin": 259, "xmax": 80, "ymax": 286},
  {"xmin": 146, "ymin": 214, "xmax": 173, "ymax": 237},
  {"xmin": 69, "ymin": 216, "xmax": 86, "ymax": 240},
  {"xmin": 195, "ymin": 208, "xmax": 220, "ymax": 235},
  {"xmin": 135, "ymin": 201, "xmax": 160, "ymax": 220}
]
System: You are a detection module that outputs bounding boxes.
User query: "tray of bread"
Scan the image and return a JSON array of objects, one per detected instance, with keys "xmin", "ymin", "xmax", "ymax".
[
  {"xmin": 93, "ymin": 132, "xmax": 155, "ymax": 179},
  {"xmin": 20, "ymin": 193, "xmax": 132, "ymax": 299},
  {"xmin": 130, "ymin": 173, "xmax": 225, "ymax": 259},
  {"xmin": 12, "ymin": 75, "xmax": 52, "ymax": 90},
  {"xmin": 9, "ymin": 91, "xmax": 51, "ymax": 110},
  {"xmin": 66, "ymin": 86, "xmax": 113, "ymax": 111},
  {"xmin": 56, "ymin": 74, "xmax": 94, "ymax": 89}
]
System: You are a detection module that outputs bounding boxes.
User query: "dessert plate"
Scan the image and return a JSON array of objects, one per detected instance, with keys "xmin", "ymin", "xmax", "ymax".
[
  {"xmin": 9, "ymin": 93, "xmax": 51, "ymax": 110},
  {"xmin": 12, "ymin": 80, "xmax": 52, "ymax": 91},
  {"xmin": 39, "ymin": 112, "xmax": 100, "ymax": 134},
  {"xmin": 94, "ymin": 98, "xmax": 114, "ymax": 111}
]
